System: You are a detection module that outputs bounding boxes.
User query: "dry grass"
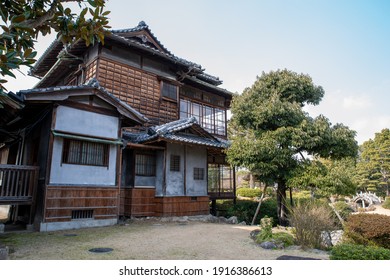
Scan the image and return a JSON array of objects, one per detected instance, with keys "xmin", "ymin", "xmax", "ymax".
[{"xmin": 0, "ymin": 220, "xmax": 330, "ymax": 260}]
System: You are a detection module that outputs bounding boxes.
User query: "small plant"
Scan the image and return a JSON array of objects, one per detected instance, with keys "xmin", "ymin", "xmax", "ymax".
[
  {"xmin": 383, "ymin": 197, "xmax": 390, "ymax": 210},
  {"xmin": 255, "ymin": 217, "xmax": 273, "ymax": 243},
  {"xmin": 330, "ymin": 243, "xmax": 390, "ymax": 260},
  {"xmin": 236, "ymin": 187, "xmax": 262, "ymax": 198},
  {"xmin": 344, "ymin": 213, "xmax": 390, "ymax": 249},
  {"xmin": 288, "ymin": 202, "xmax": 336, "ymax": 249},
  {"xmin": 255, "ymin": 217, "xmax": 295, "ymax": 248}
]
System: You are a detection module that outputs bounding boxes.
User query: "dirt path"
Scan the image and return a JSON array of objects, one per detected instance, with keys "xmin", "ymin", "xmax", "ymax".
[{"xmin": 1, "ymin": 220, "xmax": 329, "ymax": 260}]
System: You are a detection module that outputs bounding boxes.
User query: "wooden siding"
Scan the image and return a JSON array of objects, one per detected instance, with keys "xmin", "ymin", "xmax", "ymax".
[
  {"xmin": 155, "ymin": 196, "xmax": 209, "ymax": 216},
  {"xmin": 44, "ymin": 186, "xmax": 118, "ymax": 222},
  {"xmin": 120, "ymin": 188, "xmax": 156, "ymax": 217},
  {"xmin": 97, "ymin": 58, "xmax": 177, "ymax": 125}
]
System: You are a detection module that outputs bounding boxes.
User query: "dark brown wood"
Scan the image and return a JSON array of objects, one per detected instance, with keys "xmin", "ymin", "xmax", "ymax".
[
  {"xmin": 44, "ymin": 186, "xmax": 119, "ymax": 222},
  {"xmin": 58, "ymin": 100, "xmax": 119, "ymax": 117},
  {"xmin": 0, "ymin": 164, "xmax": 39, "ymax": 205},
  {"xmin": 155, "ymin": 196, "xmax": 209, "ymax": 216}
]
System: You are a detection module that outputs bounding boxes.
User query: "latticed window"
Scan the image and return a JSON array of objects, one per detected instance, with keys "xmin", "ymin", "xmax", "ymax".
[
  {"xmin": 62, "ymin": 139, "xmax": 109, "ymax": 167},
  {"xmin": 193, "ymin": 167, "xmax": 205, "ymax": 180},
  {"xmin": 161, "ymin": 81, "xmax": 178, "ymax": 101},
  {"xmin": 135, "ymin": 153, "xmax": 156, "ymax": 176},
  {"xmin": 170, "ymin": 155, "xmax": 180, "ymax": 172},
  {"xmin": 180, "ymin": 99, "xmax": 226, "ymax": 136}
]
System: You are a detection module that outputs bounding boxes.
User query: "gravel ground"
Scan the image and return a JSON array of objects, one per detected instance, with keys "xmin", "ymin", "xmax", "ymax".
[{"xmin": 1, "ymin": 219, "xmax": 330, "ymax": 260}]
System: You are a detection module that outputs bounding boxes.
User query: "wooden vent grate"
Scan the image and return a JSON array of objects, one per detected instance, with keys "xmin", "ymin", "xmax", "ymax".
[{"xmin": 71, "ymin": 209, "xmax": 94, "ymax": 220}]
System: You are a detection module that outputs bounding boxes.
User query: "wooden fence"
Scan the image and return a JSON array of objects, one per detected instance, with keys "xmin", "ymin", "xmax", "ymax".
[{"xmin": 0, "ymin": 164, "xmax": 39, "ymax": 205}]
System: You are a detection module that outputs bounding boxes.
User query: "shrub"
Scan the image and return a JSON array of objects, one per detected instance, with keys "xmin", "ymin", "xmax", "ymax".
[
  {"xmin": 222, "ymin": 198, "xmax": 278, "ymax": 225},
  {"xmin": 344, "ymin": 213, "xmax": 390, "ymax": 249},
  {"xmin": 333, "ymin": 201, "xmax": 354, "ymax": 220},
  {"xmin": 330, "ymin": 243, "xmax": 390, "ymax": 260},
  {"xmin": 288, "ymin": 202, "xmax": 336, "ymax": 249},
  {"xmin": 383, "ymin": 197, "xmax": 390, "ymax": 210},
  {"xmin": 236, "ymin": 187, "xmax": 262, "ymax": 198},
  {"xmin": 255, "ymin": 217, "xmax": 295, "ymax": 248},
  {"xmin": 255, "ymin": 217, "xmax": 273, "ymax": 243}
]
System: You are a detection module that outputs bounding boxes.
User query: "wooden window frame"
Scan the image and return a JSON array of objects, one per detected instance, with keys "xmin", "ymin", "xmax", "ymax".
[
  {"xmin": 62, "ymin": 138, "xmax": 109, "ymax": 167},
  {"xmin": 161, "ymin": 80, "xmax": 178, "ymax": 102},
  {"xmin": 170, "ymin": 154, "xmax": 181, "ymax": 172},
  {"xmin": 135, "ymin": 153, "xmax": 156, "ymax": 176},
  {"xmin": 193, "ymin": 167, "xmax": 205, "ymax": 180}
]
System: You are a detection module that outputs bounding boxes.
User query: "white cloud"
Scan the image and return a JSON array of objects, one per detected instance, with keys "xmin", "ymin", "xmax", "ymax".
[{"xmin": 342, "ymin": 95, "xmax": 372, "ymax": 110}]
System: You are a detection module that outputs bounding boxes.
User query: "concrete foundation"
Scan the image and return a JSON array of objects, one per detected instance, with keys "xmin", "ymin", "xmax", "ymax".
[{"xmin": 39, "ymin": 218, "xmax": 117, "ymax": 232}]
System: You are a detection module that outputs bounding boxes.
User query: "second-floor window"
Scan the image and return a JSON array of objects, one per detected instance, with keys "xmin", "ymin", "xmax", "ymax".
[
  {"xmin": 161, "ymin": 81, "xmax": 178, "ymax": 101},
  {"xmin": 180, "ymin": 99, "xmax": 226, "ymax": 136}
]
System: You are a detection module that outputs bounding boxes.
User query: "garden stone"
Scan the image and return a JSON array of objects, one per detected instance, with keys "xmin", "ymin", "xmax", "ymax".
[
  {"xmin": 218, "ymin": 217, "xmax": 228, "ymax": 223},
  {"xmin": 227, "ymin": 216, "xmax": 238, "ymax": 224},
  {"xmin": 259, "ymin": 241, "xmax": 277, "ymax": 250},
  {"xmin": 0, "ymin": 245, "xmax": 8, "ymax": 260}
]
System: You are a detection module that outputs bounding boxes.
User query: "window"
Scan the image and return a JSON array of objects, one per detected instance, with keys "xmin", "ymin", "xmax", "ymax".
[
  {"xmin": 193, "ymin": 167, "xmax": 205, "ymax": 180},
  {"xmin": 135, "ymin": 153, "xmax": 156, "ymax": 176},
  {"xmin": 180, "ymin": 99, "xmax": 226, "ymax": 136},
  {"xmin": 170, "ymin": 155, "xmax": 180, "ymax": 172},
  {"xmin": 62, "ymin": 139, "xmax": 109, "ymax": 167},
  {"xmin": 161, "ymin": 81, "xmax": 178, "ymax": 101}
]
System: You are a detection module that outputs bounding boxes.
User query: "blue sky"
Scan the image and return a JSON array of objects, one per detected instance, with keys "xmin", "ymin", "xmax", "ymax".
[{"xmin": 6, "ymin": 0, "xmax": 390, "ymax": 144}]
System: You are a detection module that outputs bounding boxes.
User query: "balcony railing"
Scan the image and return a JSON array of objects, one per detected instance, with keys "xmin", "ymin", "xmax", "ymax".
[{"xmin": 0, "ymin": 164, "xmax": 39, "ymax": 205}]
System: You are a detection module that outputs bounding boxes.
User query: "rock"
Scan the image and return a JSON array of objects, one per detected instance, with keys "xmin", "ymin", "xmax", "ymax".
[
  {"xmin": 227, "ymin": 216, "xmax": 238, "ymax": 224},
  {"xmin": 0, "ymin": 245, "xmax": 9, "ymax": 260},
  {"xmin": 218, "ymin": 217, "xmax": 228, "ymax": 223},
  {"xmin": 260, "ymin": 241, "xmax": 277, "ymax": 250},
  {"xmin": 250, "ymin": 229, "xmax": 260, "ymax": 240},
  {"xmin": 239, "ymin": 221, "xmax": 247, "ymax": 225},
  {"xmin": 330, "ymin": 230, "xmax": 343, "ymax": 246},
  {"xmin": 205, "ymin": 215, "xmax": 220, "ymax": 223}
]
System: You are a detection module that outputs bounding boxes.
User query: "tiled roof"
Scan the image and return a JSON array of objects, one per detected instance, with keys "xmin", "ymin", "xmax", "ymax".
[
  {"xmin": 18, "ymin": 78, "xmax": 148, "ymax": 124},
  {"xmin": 123, "ymin": 117, "xmax": 229, "ymax": 149}
]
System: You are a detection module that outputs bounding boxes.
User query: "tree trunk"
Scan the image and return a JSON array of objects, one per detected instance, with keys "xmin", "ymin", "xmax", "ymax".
[
  {"xmin": 277, "ymin": 180, "xmax": 289, "ymax": 226},
  {"xmin": 251, "ymin": 185, "xmax": 268, "ymax": 225}
]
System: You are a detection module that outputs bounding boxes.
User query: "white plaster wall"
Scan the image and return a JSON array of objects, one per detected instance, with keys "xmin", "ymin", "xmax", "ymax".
[
  {"xmin": 55, "ymin": 105, "xmax": 118, "ymax": 139},
  {"xmin": 165, "ymin": 143, "xmax": 184, "ymax": 196},
  {"xmin": 186, "ymin": 146, "xmax": 208, "ymax": 196},
  {"xmin": 49, "ymin": 138, "xmax": 117, "ymax": 186},
  {"xmin": 49, "ymin": 105, "xmax": 119, "ymax": 186}
]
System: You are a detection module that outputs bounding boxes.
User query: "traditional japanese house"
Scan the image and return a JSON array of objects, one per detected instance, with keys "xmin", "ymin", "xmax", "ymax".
[{"xmin": 0, "ymin": 21, "xmax": 235, "ymax": 231}]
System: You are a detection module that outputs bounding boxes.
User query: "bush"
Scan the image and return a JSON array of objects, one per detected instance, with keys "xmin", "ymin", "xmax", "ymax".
[
  {"xmin": 330, "ymin": 243, "xmax": 390, "ymax": 260},
  {"xmin": 220, "ymin": 198, "xmax": 278, "ymax": 225},
  {"xmin": 344, "ymin": 213, "xmax": 390, "ymax": 249},
  {"xmin": 383, "ymin": 197, "xmax": 390, "ymax": 210},
  {"xmin": 333, "ymin": 201, "xmax": 354, "ymax": 220},
  {"xmin": 236, "ymin": 187, "xmax": 262, "ymax": 198},
  {"xmin": 288, "ymin": 202, "xmax": 336, "ymax": 249},
  {"xmin": 255, "ymin": 217, "xmax": 295, "ymax": 248}
]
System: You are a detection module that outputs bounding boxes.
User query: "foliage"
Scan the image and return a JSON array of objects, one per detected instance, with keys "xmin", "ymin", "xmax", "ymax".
[
  {"xmin": 332, "ymin": 201, "xmax": 354, "ymax": 220},
  {"xmin": 330, "ymin": 243, "xmax": 390, "ymax": 260},
  {"xmin": 288, "ymin": 157, "xmax": 357, "ymax": 197},
  {"xmin": 288, "ymin": 202, "xmax": 336, "ymax": 249},
  {"xmin": 255, "ymin": 216, "xmax": 273, "ymax": 242},
  {"xmin": 355, "ymin": 129, "xmax": 390, "ymax": 197},
  {"xmin": 0, "ymin": 0, "xmax": 110, "ymax": 93},
  {"xmin": 383, "ymin": 197, "xmax": 390, "ymax": 210},
  {"xmin": 227, "ymin": 69, "xmax": 358, "ymax": 225},
  {"xmin": 255, "ymin": 217, "xmax": 295, "ymax": 248},
  {"xmin": 236, "ymin": 187, "xmax": 262, "ymax": 198},
  {"xmin": 344, "ymin": 213, "xmax": 390, "ymax": 249},
  {"xmin": 218, "ymin": 198, "xmax": 278, "ymax": 225}
]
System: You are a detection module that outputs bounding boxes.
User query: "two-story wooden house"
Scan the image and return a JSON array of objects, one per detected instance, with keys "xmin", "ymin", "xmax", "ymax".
[{"xmin": 0, "ymin": 21, "xmax": 235, "ymax": 231}]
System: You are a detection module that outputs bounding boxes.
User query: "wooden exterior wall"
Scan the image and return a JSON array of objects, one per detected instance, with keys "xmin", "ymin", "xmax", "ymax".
[
  {"xmin": 44, "ymin": 186, "xmax": 119, "ymax": 223},
  {"xmin": 155, "ymin": 196, "xmax": 209, "ymax": 217},
  {"xmin": 96, "ymin": 57, "xmax": 177, "ymax": 125},
  {"xmin": 120, "ymin": 188, "xmax": 156, "ymax": 217}
]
